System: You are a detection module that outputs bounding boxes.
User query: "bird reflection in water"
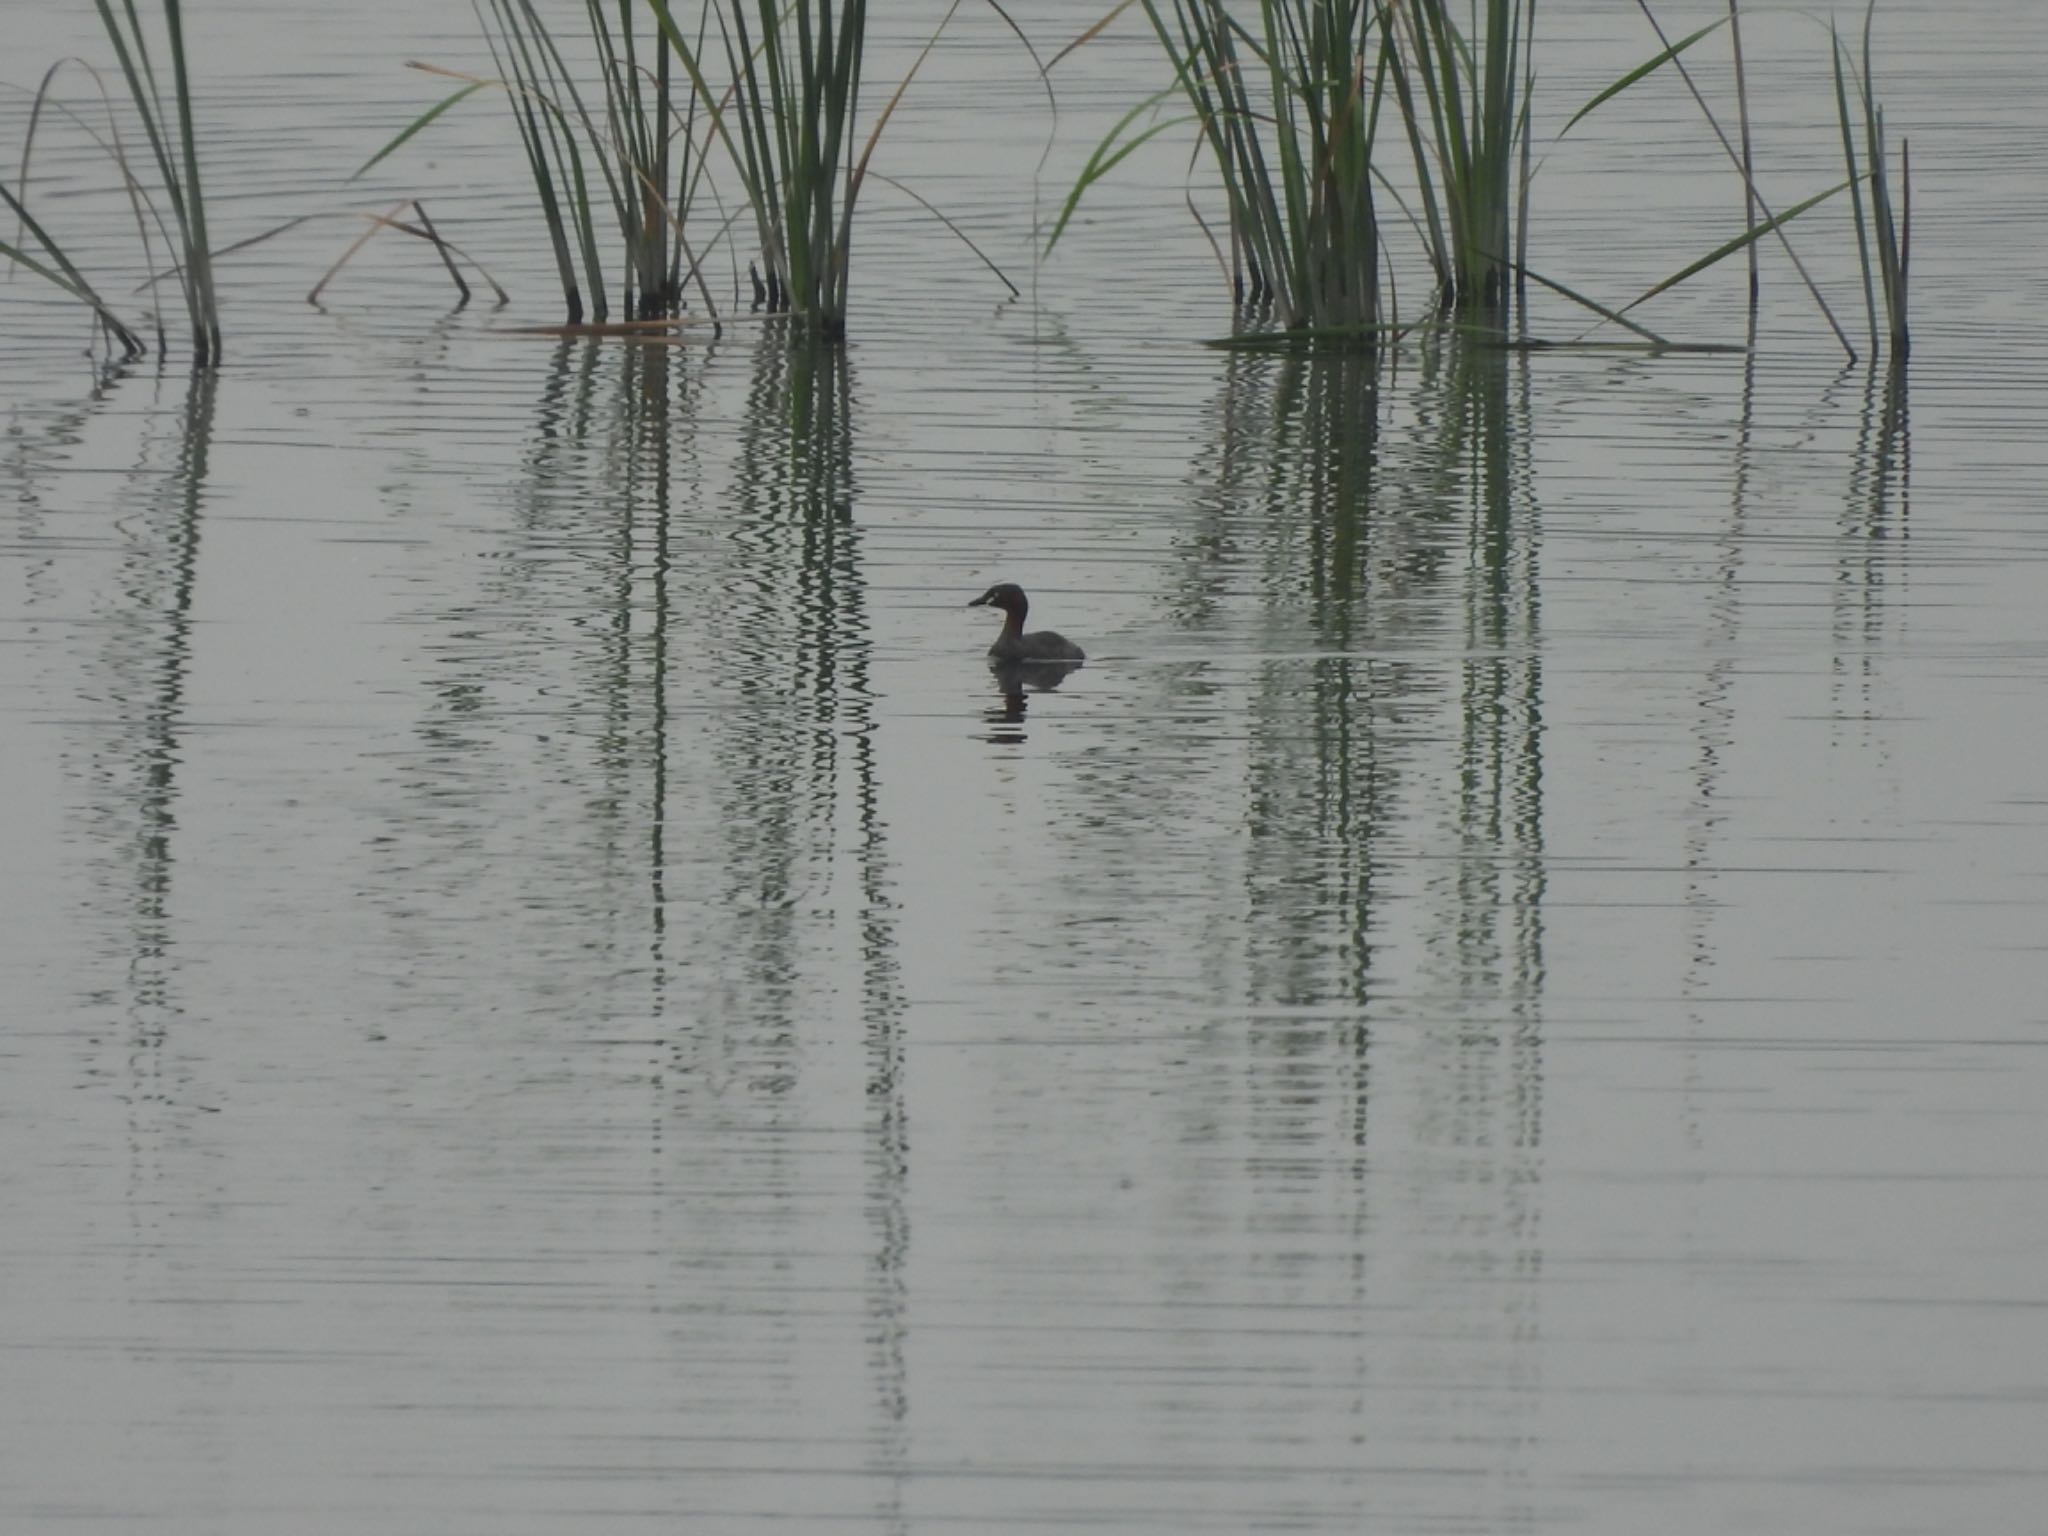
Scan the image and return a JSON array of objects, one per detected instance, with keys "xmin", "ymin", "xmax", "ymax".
[{"xmin": 982, "ymin": 656, "xmax": 1083, "ymax": 742}]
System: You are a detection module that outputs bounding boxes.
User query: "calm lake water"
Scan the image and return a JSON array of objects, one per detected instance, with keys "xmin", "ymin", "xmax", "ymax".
[{"xmin": 5, "ymin": 2, "xmax": 2047, "ymax": 1532}]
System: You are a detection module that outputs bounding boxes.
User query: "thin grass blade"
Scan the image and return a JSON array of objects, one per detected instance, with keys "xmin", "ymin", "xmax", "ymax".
[
  {"xmin": 1558, "ymin": 18, "xmax": 1724, "ymax": 139},
  {"xmin": 352, "ymin": 79, "xmax": 492, "ymax": 181},
  {"xmin": 1620, "ymin": 175, "xmax": 1854, "ymax": 317}
]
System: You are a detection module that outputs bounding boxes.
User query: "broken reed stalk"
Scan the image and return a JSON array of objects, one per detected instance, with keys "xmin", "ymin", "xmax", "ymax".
[
  {"xmin": 0, "ymin": 183, "xmax": 147, "ymax": 356},
  {"xmin": 306, "ymin": 204, "xmax": 510, "ymax": 305},
  {"xmin": 411, "ymin": 199, "xmax": 470, "ymax": 303}
]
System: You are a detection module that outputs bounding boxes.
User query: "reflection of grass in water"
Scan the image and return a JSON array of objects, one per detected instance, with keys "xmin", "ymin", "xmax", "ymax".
[
  {"xmin": 1179, "ymin": 345, "xmax": 1543, "ymax": 1005},
  {"xmin": 705, "ymin": 330, "xmax": 884, "ymax": 1071},
  {"xmin": 71, "ymin": 368, "xmax": 215, "ymax": 1089}
]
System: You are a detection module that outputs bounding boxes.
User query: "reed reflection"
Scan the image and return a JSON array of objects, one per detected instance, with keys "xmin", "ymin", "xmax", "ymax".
[
  {"xmin": 1186, "ymin": 343, "xmax": 1549, "ymax": 1013},
  {"xmin": 698, "ymin": 330, "xmax": 867, "ymax": 1090},
  {"xmin": 385, "ymin": 338, "xmax": 706, "ymax": 1021},
  {"xmin": 1233, "ymin": 351, "xmax": 1392, "ymax": 1007},
  {"xmin": 1681, "ymin": 356, "xmax": 1912, "ymax": 1062},
  {"xmin": 67, "ymin": 369, "xmax": 217, "ymax": 1137},
  {"xmin": 716, "ymin": 328, "xmax": 911, "ymax": 1520},
  {"xmin": 1836, "ymin": 361, "xmax": 1912, "ymax": 719},
  {"xmin": 378, "ymin": 329, "xmax": 909, "ymax": 1515},
  {"xmin": 125, "ymin": 374, "xmax": 212, "ymax": 1021},
  {"xmin": 1167, "ymin": 342, "xmax": 1548, "ymax": 1525}
]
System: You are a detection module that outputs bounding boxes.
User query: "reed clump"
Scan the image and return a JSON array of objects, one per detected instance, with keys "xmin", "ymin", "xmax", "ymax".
[
  {"xmin": 1057, "ymin": 0, "xmax": 1910, "ymax": 356},
  {"xmin": 2, "ymin": 0, "xmax": 217, "ymax": 361},
  {"xmin": 378, "ymin": 0, "xmax": 712, "ymax": 323},
  {"xmin": 723, "ymin": 0, "xmax": 867, "ymax": 333},
  {"xmin": 1053, "ymin": 0, "xmax": 1536, "ymax": 336},
  {"xmin": 389, "ymin": 1, "xmax": 963, "ymax": 339},
  {"xmin": 1385, "ymin": 0, "xmax": 1531, "ymax": 318},
  {"xmin": 1051, "ymin": 0, "xmax": 1387, "ymax": 337},
  {"xmin": 655, "ymin": 0, "xmax": 972, "ymax": 340},
  {"xmin": 1832, "ymin": 3, "xmax": 1908, "ymax": 361}
]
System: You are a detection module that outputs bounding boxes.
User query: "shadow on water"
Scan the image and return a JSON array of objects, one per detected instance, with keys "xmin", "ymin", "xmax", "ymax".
[
  {"xmin": 1383, "ymin": 342, "xmax": 1547, "ymax": 1506},
  {"xmin": 698, "ymin": 329, "xmax": 872, "ymax": 1094},
  {"xmin": 1842, "ymin": 359, "xmax": 1912, "ymax": 592},
  {"xmin": 1415, "ymin": 341, "xmax": 1547, "ymax": 1022},
  {"xmin": 383, "ymin": 335, "xmax": 710, "ymax": 1009}
]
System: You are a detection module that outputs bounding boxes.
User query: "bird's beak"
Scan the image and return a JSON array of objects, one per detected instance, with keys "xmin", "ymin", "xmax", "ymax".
[{"xmin": 966, "ymin": 593, "xmax": 990, "ymax": 608}]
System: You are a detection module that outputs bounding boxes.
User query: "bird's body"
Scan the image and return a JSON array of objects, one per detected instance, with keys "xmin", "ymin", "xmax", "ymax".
[{"xmin": 968, "ymin": 583, "xmax": 1085, "ymax": 663}]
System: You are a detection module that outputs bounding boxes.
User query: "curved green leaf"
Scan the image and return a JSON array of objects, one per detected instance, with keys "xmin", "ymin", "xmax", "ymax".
[
  {"xmin": 1560, "ymin": 18, "xmax": 1726, "ymax": 139},
  {"xmin": 350, "ymin": 79, "xmax": 491, "ymax": 182},
  {"xmin": 1622, "ymin": 176, "xmax": 1856, "ymax": 315}
]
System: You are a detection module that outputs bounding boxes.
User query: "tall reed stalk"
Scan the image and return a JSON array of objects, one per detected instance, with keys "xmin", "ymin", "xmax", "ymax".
[
  {"xmin": 1384, "ymin": 0, "xmax": 1530, "ymax": 318},
  {"xmin": 468, "ymin": 0, "xmax": 711, "ymax": 322},
  {"xmin": 2, "ymin": 4, "xmax": 214, "ymax": 360},
  {"xmin": 732, "ymin": 0, "xmax": 866, "ymax": 332},
  {"xmin": 96, "ymin": 0, "xmax": 218, "ymax": 360},
  {"xmin": 1053, "ymin": 0, "xmax": 1384, "ymax": 336},
  {"xmin": 650, "ymin": 0, "xmax": 871, "ymax": 338},
  {"xmin": 1832, "ymin": 5, "xmax": 1907, "ymax": 362},
  {"xmin": 1187, "ymin": 0, "xmax": 1379, "ymax": 330},
  {"xmin": 1726, "ymin": 0, "xmax": 1758, "ymax": 315},
  {"xmin": 1058, "ymin": 0, "xmax": 1544, "ymax": 333}
]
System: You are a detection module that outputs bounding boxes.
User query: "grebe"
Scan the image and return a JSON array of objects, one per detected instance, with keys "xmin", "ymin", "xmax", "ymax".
[{"xmin": 968, "ymin": 583, "xmax": 1085, "ymax": 663}]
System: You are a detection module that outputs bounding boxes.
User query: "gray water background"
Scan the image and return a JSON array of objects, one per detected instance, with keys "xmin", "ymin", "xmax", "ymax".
[{"xmin": 4, "ymin": 1, "xmax": 2047, "ymax": 1531}]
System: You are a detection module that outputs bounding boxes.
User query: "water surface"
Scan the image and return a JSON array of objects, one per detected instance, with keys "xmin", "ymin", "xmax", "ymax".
[{"xmin": 5, "ymin": 3, "xmax": 2048, "ymax": 1532}]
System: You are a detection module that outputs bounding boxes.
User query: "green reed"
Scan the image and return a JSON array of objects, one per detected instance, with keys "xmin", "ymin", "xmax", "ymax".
[
  {"xmin": 1051, "ymin": 0, "xmax": 1385, "ymax": 335},
  {"xmin": 648, "ymin": 0, "xmax": 874, "ymax": 338},
  {"xmin": 1063, "ymin": 0, "xmax": 1914, "ymax": 354},
  {"xmin": 453, "ymin": 0, "xmax": 708, "ymax": 321},
  {"xmin": 1385, "ymin": 0, "xmax": 1530, "ymax": 318},
  {"xmin": 2, "ymin": 2, "xmax": 214, "ymax": 360},
  {"xmin": 653, "ymin": 0, "xmax": 978, "ymax": 340},
  {"xmin": 728, "ymin": 0, "xmax": 867, "ymax": 333},
  {"xmin": 0, "ymin": 168, "xmax": 147, "ymax": 358},
  {"xmin": 98, "ymin": 0, "xmax": 218, "ymax": 360},
  {"xmin": 1832, "ymin": 4, "xmax": 1907, "ymax": 361},
  {"xmin": 1059, "ymin": 0, "xmax": 1554, "ymax": 335}
]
